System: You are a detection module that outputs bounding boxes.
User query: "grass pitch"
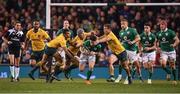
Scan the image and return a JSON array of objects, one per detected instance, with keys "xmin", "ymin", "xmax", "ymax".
[{"xmin": 0, "ymin": 78, "xmax": 179, "ymax": 93}]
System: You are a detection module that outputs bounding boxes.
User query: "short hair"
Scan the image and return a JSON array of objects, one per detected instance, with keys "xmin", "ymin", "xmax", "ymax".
[
  {"xmin": 144, "ymin": 23, "xmax": 151, "ymax": 27},
  {"xmin": 104, "ymin": 24, "xmax": 111, "ymax": 29},
  {"xmin": 89, "ymin": 35, "xmax": 97, "ymax": 41},
  {"xmin": 121, "ymin": 19, "xmax": 128, "ymax": 23},
  {"xmin": 160, "ymin": 17, "xmax": 167, "ymax": 25},
  {"xmin": 77, "ymin": 28, "xmax": 84, "ymax": 35}
]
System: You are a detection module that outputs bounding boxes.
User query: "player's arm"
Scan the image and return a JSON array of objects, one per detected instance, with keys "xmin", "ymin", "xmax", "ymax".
[
  {"xmin": 95, "ymin": 35, "xmax": 112, "ymax": 45},
  {"xmin": 24, "ymin": 38, "xmax": 30, "ymax": 52},
  {"xmin": 132, "ymin": 34, "xmax": 140, "ymax": 44},
  {"xmin": 62, "ymin": 47, "xmax": 77, "ymax": 61},
  {"xmin": 2, "ymin": 31, "xmax": 11, "ymax": 44},
  {"xmin": 145, "ymin": 39, "xmax": 157, "ymax": 51},
  {"xmin": 172, "ymin": 35, "xmax": 180, "ymax": 48}
]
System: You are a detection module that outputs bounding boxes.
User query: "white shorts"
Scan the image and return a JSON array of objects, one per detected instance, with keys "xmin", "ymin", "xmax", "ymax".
[
  {"xmin": 126, "ymin": 50, "xmax": 138, "ymax": 63},
  {"xmin": 58, "ymin": 50, "xmax": 66, "ymax": 63},
  {"xmin": 160, "ymin": 50, "xmax": 176, "ymax": 62},
  {"xmin": 79, "ymin": 53, "xmax": 96, "ymax": 64},
  {"xmin": 142, "ymin": 51, "xmax": 156, "ymax": 63}
]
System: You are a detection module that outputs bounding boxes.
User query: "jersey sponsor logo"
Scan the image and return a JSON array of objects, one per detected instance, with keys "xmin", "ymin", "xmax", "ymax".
[
  {"xmin": 124, "ymin": 36, "xmax": 127, "ymax": 40},
  {"xmin": 11, "ymin": 38, "xmax": 20, "ymax": 41},
  {"xmin": 162, "ymin": 37, "xmax": 166, "ymax": 41},
  {"xmin": 143, "ymin": 37, "xmax": 146, "ymax": 40},
  {"xmin": 149, "ymin": 37, "xmax": 152, "ymax": 40},
  {"xmin": 145, "ymin": 41, "xmax": 149, "ymax": 44}
]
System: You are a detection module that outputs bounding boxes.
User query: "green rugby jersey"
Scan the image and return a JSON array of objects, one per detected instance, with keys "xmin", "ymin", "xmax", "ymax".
[
  {"xmin": 156, "ymin": 29, "xmax": 176, "ymax": 52},
  {"xmin": 140, "ymin": 32, "xmax": 156, "ymax": 53},
  {"xmin": 119, "ymin": 27, "xmax": 139, "ymax": 51},
  {"xmin": 83, "ymin": 40, "xmax": 102, "ymax": 52}
]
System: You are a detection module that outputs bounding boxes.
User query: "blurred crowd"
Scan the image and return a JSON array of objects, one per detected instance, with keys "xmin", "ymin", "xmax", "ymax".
[{"xmin": 0, "ymin": 0, "xmax": 179, "ymax": 65}]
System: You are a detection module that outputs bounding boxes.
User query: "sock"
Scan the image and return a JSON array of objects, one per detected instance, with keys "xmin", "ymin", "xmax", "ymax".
[
  {"xmin": 69, "ymin": 64, "xmax": 78, "ymax": 70},
  {"xmin": 31, "ymin": 66, "xmax": 39, "ymax": 74},
  {"xmin": 148, "ymin": 70, "xmax": 152, "ymax": 79},
  {"xmin": 118, "ymin": 65, "xmax": 122, "ymax": 75},
  {"xmin": 163, "ymin": 67, "xmax": 171, "ymax": 74},
  {"xmin": 53, "ymin": 66, "xmax": 62, "ymax": 76},
  {"xmin": 86, "ymin": 70, "xmax": 92, "ymax": 80},
  {"xmin": 172, "ymin": 68, "xmax": 176, "ymax": 81},
  {"xmin": 131, "ymin": 67, "xmax": 136, "ymax": 78},
  {"xmin": 110, "ymin": 75, "xmax": 114, "ymax": 78},
  {"xmin": 10, "ymin": 65, "xmax": 15, "ymax": 78},
  {"xmin": 15, "ymin": 66, "xmax": 20, "ymax": 79}
]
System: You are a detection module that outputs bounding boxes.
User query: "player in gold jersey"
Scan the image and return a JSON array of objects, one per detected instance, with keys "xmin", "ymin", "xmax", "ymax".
[
  {"xmin": 49, "ymin": 28, "xmax": 93, "ymax": 82},
  {"xmin": 93, "ymin": 24, "xmax": 132, "ymax": 84},
  {"xmin": 24, "ymin": 20, "xmax": 51, "ymax": 80}
]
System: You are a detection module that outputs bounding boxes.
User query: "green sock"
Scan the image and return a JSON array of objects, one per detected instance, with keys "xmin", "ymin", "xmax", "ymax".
[
  {"xmin": 119, "ymin": 65, "xmax": 122, "ymax": 75},
  {"xmin": 172, "ymin": 69, "xmax": 176, "ymax": 81},
  {"xmin": 163, "ymin": 67, "xmax": 171, "ymax": 74},
  {"xmin": 131, "ymin": 67, "xmax": 136, "ymax": 77},
  {"xmin": 87, "ymin": 70, "xmax": 92, "ymax": 80},
  {"xmin": 148, "ymin": 70, "xmax": 152, "ymax": 79}
]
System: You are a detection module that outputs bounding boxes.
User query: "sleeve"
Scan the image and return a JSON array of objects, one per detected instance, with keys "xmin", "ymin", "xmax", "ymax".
[
  {"xmin": 133, "ymin": 28, "xmax": 139, "ymax": 37},
  {"xmin": 4, "ymin": 31, "xmax": 10, "ymax": 39},
  {"xmin": 44, "ymin": 31, "xmax": 50, "ymax": 39},
  {"xmin": 56, "ymin": 29, "xmax": 62, "ymax": 36},
  {"xmin": 96, "ymin": 44, "xmax": 102, "ymax": 52},
  {"xmin": 170, "ymin": 30, "xmax": 176, "ymax": 40},
  {"xmin": 139, "ymin": 33, "xmax": 143, "ymax": 43},
  {"xmin": 70, "ymin": 30, "xmax": 74, "ymax": 38},
  {"xmin": 60, "ymin": 39, "xmax": 67, "ymax": 48},
  {"xmin": 26, "ymin": 31, "xmax": 30, "ymax": 39},
  {"xmin": 83, "ymin": 40, "xmax": 90, "ymax": 48}
]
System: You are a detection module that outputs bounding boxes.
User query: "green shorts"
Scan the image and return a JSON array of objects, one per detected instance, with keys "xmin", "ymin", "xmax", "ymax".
[
  {"xmin": 31, "ymin": 50, "xmax": 44, "ymax": 62},
  {"xmin": 44, "ymin": 46, "xmax": 57, "ymax": 56},
  {"xmin": 115, "ymin": 50, "xmax": 128, "ymax": 63}
]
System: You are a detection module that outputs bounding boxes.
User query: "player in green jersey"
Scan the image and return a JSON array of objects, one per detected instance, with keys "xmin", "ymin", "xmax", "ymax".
[
  {"xmin": 79, "ymin": 35, "xmax": 102, "ymax": 85},
  {"xmin": 116, "ymin": 19, "xmax": 143, "ymax": 84},
  {"xmin": 156, "ymin": 18, "xmax": 179, "ymax": 85},
  {"xmin": 140, "ymin": 23, "xmax": 157, "ymax": 84}
]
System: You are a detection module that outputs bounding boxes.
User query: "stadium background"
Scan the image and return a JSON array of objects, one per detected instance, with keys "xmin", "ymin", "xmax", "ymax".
[{"xmin": 0, "ymin": 0, "xmax": 179, "ymax": 79}]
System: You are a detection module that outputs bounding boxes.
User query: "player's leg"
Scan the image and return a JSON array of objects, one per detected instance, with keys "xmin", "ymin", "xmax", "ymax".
[
  {"xmin": 79, "ymin": 54, "xmax": 87, "ymax": 72},
  {"xmin": 85, "ymin": 55, "xmax": 96, "ymax": 85},
  {"xmin": 28, "ymin": 51, "xmax": 42, "ymax": 80},
  {"xmin": 160, "ymin": 51, "xmax": 171, "ymax": 80},
  {"xmin": 13, "ymin": 47, "xmax": 21, "ymax": 82},
  {"xmin": 8, "ymin": 54, "xmax": 15, "ymax": 82},
  {"xmin": 129, "ymin": 50, "xmax": 143, "ymax": 82},
  {"xmin": 107, "ymin": 54, "xmax": 116, "ymax": 82},
  {"xmin": 147, "ymin": 51, "xmax": 156, "ymax": 84},
  {"xmin": 169, "ymin": 51, "xmax": 177, "ymax": 85},
  {"xmin": 8, "ymin": 46, "xmax": 15, "ymax": 82},
  {"xmin": 118, "ymin": 51, "xmax": 132, "ymax": 84},
  {"xmin": 49, "ymin": 52, "xmax": 64, "ymax": 83}
]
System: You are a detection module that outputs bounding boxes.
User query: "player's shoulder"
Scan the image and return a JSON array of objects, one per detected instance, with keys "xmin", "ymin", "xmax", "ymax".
[
  {"xmin": 140, "ymin": 32, "xmax": 145, "ymax": 36},
  {"xmin": 26, "ymin": 28, "xmax": 33, "ymax": 34},
  {"xmin": 8, "ymin": 28, "xmax": 15, "ymax": 33},
  {"xmin": 128, "ymin": 27, "xmax": 137, "ymax": 31},
  {"xmin": 167, "ymin": 28, "xmax": 175, "ymax": 33}
]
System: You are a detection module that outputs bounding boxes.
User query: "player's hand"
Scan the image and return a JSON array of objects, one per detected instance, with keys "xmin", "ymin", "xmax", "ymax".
[
  {"xmin": 157, "ymin": 47, "xmax": 161, "ymax": 53},
  {"xmin": 170, "ymin": 44, "xmax": 175, "ymax": 48},
  {"xmin": 92, "ymin": 40, "xmax": 99, "ymax": 45},
  {"xmin": 90, "ymin": 51, "xmax": 96, "ymax": 55},
  {"xmin": 144, "ymin": 47, "xmax": 150, "ymax": 51},
  {"xmin": 7, "ymin": 41, "xmax": 12, "ymax": 44},
  {"xmin": 127, "ymin": 40, "xmax": 134, "ymax": 45}
]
